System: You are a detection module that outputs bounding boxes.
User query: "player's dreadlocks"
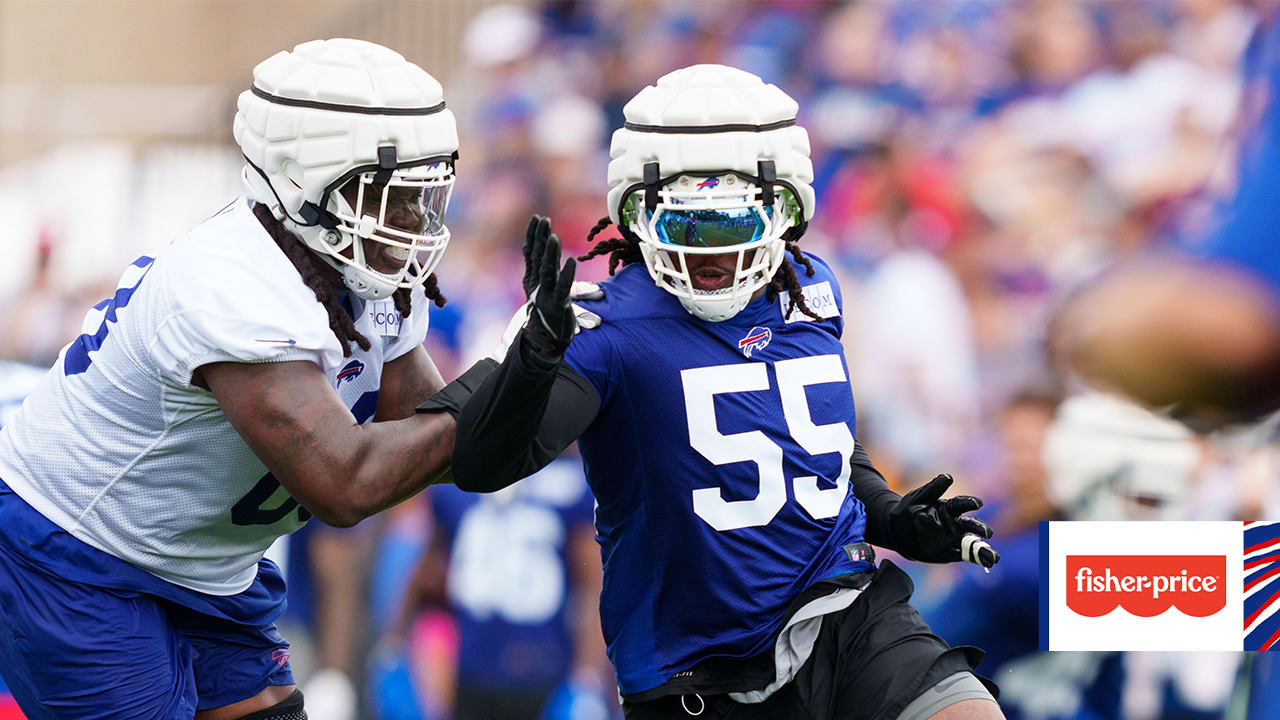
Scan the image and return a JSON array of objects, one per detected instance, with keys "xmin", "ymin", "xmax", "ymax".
[
  {"xmin": 251, "ymin": 202, "xmax": 446, "ymax": 357},
  {"xmin": 578, "ymin": 216, "xmax": 821, "ymax": 321}
]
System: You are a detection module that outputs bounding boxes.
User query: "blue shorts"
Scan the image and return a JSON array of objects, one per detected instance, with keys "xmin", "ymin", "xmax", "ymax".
[{"xmin": 0, "ymin": 482, "xmax": 294, "ymax": 719}]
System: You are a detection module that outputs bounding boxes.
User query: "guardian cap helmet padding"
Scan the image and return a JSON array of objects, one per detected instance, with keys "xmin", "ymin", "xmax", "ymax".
[
  {"xmin": 234, "ymin": 38, "xmax": 459, "ymax": 300},
  {"xmin": 607, "ymin": 64, "xmax": 815, "ymax": 321},
  {"xmin": 1044, "ymin": 393, "xmax": 1200, "ymax": 521}
]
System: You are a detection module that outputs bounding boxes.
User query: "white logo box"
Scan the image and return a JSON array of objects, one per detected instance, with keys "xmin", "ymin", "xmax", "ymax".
[{"xmin": 1042, "ymin": 521, "xmax": 1244, "ymax": 651}]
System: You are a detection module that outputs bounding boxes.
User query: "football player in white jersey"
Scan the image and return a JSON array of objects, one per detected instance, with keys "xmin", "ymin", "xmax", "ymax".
[{"xmin": 0, "ymin": 39, "xmax": 578, "ymax": 720}]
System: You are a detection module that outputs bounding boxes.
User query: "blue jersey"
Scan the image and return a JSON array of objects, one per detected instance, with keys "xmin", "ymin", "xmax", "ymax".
[
  {"xmin": 564, "ymin": 253, "xmax": 872, "ymax": 694},
  {"xmin": 431, "ymin": 459, "xmax": 596, "ymax": 693}
]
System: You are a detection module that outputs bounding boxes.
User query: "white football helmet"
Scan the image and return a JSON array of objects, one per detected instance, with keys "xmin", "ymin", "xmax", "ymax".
[
  {"xmin": 233, "ymin": 38, "xmax": 459, "ymax": 300},
  {"xmin": 1043, "ymin": 392, "xmax": 1202, "ymax": 520},
  {"xmin": 607, "ymin": 64, "xmax": 815, "ymax": 322}
]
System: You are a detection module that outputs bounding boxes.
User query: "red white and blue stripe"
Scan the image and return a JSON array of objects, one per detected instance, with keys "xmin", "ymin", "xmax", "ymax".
[{"xmin": 1244, "ymin": 521, "xmax": 1280, "ymax": 650}]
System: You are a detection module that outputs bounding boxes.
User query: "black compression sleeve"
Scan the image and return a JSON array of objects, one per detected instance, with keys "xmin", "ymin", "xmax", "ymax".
[
  {"xmin": 849, "ymin": 442, "xmax": 901, "ymax": 551},
  {"xmin": 417, "ymin": 359, "xmax": 500, "ymax": 418},
  {"xmin": 449, "ymin": 334, "xmax": 600, "ymax": 492}
]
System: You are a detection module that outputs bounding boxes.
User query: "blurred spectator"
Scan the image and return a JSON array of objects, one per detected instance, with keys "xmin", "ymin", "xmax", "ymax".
[
  {"xmin": 849, "ymin": 239, "xmax": 981, "ymax": 476},
  {"xmin": 0, "ymin": 362, "xmax": 45, "ymax": 430},
  {"xmin": 0, "ymin": 227, "xmax": 83, "ymax": 366},
  {"xmin": 401, "ymin": 459, "xmax": 616, "ymax": 720}
]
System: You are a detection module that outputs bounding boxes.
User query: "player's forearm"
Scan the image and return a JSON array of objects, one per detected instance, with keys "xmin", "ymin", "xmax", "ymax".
[
  {"xmin": 294, "ymin": 411, "xmax": 455, "ymax": 527},
  {"xmin": 336, "ymin": 411, "xmax": 456, "ymax": 524},
  {"xmin": 847, "ymin": 443, "xmax": 900, "ymax": 551}
]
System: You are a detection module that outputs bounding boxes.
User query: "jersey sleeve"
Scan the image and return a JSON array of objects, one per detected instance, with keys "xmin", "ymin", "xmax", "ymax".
[
  {"xmin": 381, "ymin": 285, "xmax": 431, "ymax": 363},
  {"xmin": 148, "ymin": 224, "xmax": 343, "ymax": 386},
  {"xmin": 779, "ymin": 251, "xmax": 845, "ymax": 338},
  {"xmin": 562, "ymin": 323, "xmax": 618, "ymax": 406}
]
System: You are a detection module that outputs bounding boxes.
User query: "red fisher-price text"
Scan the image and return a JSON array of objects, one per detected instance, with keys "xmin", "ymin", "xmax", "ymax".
[{"xmin": 1066, "ymin": 555, "xmax": 1226, "ymax": 617}]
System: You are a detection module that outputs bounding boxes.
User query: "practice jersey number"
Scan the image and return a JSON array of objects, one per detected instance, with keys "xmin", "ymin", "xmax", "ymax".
[
  {"xmin": 448, "ymin": 502, "xmax": 566, "ymax": 624},
  {"xmin": 232, "ymin": 472, "xmax": 312, "ymax": 526},
  {"xmin": 681, "ymin": 355, "xmax": 852, "ymax": 532},
  {"xmin": 64, "ymin": 256, "xmax": 154, "ymax": 375}
]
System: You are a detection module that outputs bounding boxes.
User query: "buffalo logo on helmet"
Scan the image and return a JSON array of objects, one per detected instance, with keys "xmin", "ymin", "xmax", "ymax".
[
  {"xmin": 738, "ymin": 326, "xmax": 772, "ymax": 358},
  {"xmin": 696, "ymin": 177, "xmax": 720, "ymax": 190}
]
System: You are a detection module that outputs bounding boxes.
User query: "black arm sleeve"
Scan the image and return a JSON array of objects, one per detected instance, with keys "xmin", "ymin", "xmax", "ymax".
[
  {"xmin": 416, "ymin": 358, "xmax": 501, "ymax": 418},
  {"xmin": 423, "ymin": 334, "xmax": 600, "ymax": 493},
  {"xmin": 848, "ymin": 442, "xmax": 901, "ymax": 551}
]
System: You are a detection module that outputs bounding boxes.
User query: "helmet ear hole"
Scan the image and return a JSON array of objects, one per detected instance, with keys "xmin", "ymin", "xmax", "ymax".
[{"xmin": 281, "ymin": 160, "xmax": 304, "ymax": 189}]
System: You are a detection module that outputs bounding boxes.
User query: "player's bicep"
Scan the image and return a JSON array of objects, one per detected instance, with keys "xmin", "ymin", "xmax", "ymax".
[
  {"xmin": 376, "ymin": 345, "xmax": 445, "ymax": 421},
  {"xmin": 200, "ymin": 360, "xmax": 358, "ymax": 504}
]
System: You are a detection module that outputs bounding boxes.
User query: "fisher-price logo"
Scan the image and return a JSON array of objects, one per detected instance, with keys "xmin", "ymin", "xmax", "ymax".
[
  {"xmin": 1043, "ymin": 521, "xmax": 1244, "ymax": 652},
  {"xmin": 1065, "ymin": 555, "xmax": 1226, "ymax": 618}
]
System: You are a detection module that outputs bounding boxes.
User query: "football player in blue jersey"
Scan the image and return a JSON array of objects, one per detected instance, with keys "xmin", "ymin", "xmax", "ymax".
[
  {"xmin": 0, "ymin": 40, "xmax": 579, "ymax": 720},
  {"xmin": 423, "ymin": 65, "xmax": 1003, "ymax": 720}
]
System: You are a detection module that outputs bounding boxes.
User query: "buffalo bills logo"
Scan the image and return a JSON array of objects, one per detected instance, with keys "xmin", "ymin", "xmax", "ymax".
[
  {"xmin": 697, "ymin": 177, "xmax": 720, "ymax": 190},
  {"xmin": 335, "ymin": 359, "xmax": 365, "ymax": 388},
  {"xmin": 272, "ymin": 648, "xmax": 290, "ymax": 669},
  {"xmin": 738, "ymin": 326, "xmax": 772, "ymax": 358}
]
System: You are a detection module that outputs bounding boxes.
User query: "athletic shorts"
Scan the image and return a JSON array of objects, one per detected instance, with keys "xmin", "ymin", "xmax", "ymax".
[
  {"xmin": 622, "ymin": 560, "xmax": 996, "ymax": 720},
  {"xmin": 0, "ymin": 482, "xmax": 294, "ymax": 720}
]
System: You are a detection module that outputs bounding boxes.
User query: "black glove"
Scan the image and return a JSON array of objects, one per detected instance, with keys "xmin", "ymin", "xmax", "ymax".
[
  {"xmin": 520, "ymin": 216, "xmax": 577, "ymax": 368},
  {"xmin": 885, "ymin": 473, "xmax": 999, "ymax": 568}
]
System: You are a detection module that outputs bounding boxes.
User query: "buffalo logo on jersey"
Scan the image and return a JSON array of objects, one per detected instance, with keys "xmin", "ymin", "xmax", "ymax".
[
  {"xmin": 272, "ymin": 648, "xmax": 290, "ymax": 669},
  {"xmin": 738, "ymin": 326, "xmax": 772, "ymax": 358},
  {"xmin": 335, "ymin": 359, "xmax": 365, "ymax": 388}
]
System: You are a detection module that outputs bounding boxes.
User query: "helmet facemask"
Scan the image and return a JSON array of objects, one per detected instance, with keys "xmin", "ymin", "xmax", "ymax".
[
  {"xmin": 312, "ymin": 158, "xmax": 455, "ymax": 300},
  {"xmin": 625, "ymin": 172, "xmax": 798, "ymax": 322}
]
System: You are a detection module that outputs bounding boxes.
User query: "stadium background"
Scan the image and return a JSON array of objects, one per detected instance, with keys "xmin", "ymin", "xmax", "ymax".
[{"xmin": 2, "ymin": 1, "xmax": 1280, "ymax": 719}]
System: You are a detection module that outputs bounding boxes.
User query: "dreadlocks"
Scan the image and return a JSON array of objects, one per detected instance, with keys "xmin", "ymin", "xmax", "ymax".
[
  {"xmin": 251, "ymin": 202, "xmax": 447, "ymax": 357},
  {"xmin": 578, "ymin": 216, "xmax": 821, "ymax": 321}
]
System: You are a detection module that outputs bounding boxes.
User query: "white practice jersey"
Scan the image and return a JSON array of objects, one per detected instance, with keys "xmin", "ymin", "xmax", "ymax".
[{"xmin": 0, "ymin": 197, "xmax": 430, "ymax": 595}]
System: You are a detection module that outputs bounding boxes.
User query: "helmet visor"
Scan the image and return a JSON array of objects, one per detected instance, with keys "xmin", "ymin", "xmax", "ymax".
[
  {"xmin": 349, "ymin": 163, "xmax": 453, "ymax": 239},
  {"xmin": 652, "ymin": 204, "xmax": 772, "ymax": 248}
]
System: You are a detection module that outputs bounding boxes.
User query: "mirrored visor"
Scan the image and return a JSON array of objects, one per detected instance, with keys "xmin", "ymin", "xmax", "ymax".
[{"xmin": 652, "ymin": 205, "xmax": 772, "ymax": 248}]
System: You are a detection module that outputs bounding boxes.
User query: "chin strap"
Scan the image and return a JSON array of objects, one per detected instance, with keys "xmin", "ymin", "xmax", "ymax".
[
  {"xmin": 371, "ymin": 145, "xmax": 397, "ymax": 188},
  {"xmin": 643, "ymin": 161, "xmax": 661, "ymax": 214},
  {"xmin": 297, "ymin": 201, "xmax": 339, "ymax": 230},
  {"xmin": 757, "ymin": 159, "xmax": 776, "ymax": 206}
]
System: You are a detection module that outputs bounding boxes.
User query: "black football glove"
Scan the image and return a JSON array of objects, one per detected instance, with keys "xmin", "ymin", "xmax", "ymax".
[
  {"xmin": 522, "ymin": 215, "xmax": 552, "ymax": 297},
  {"xmin": 520, "ymin": 216, "xmax": 578, "ymax": 367},
  {"xmin": 886, "ymin": 473, "xmax": 1000, "ymax": 569}
]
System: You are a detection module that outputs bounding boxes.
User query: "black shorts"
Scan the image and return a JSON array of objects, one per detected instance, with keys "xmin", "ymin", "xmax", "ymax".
[{"xmin": 622, "ymin": 560, "xmax": 996, "ymax": 720}]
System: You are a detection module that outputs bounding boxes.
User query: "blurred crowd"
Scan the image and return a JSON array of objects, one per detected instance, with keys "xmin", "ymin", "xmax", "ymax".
[{"xmin": 4, "ymin": 1, "xmax": 1280, "ymax": 719}]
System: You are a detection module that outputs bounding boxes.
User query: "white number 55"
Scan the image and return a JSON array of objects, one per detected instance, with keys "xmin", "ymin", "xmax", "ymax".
[{"xmin": 680, "ymin": 354, "xmax": 853, "ymax": 532}]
